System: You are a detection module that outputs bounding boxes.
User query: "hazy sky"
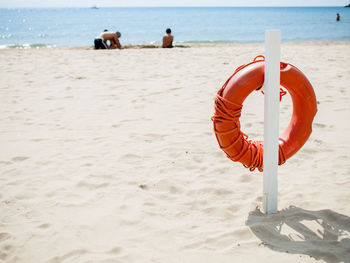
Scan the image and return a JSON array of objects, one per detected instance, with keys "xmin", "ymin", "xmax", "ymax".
[{"xmin": 0, "ymin": 0, "xmax": 348, "ymax": 8}]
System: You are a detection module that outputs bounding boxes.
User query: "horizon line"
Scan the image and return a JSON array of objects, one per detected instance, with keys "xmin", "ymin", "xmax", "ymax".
[{"xmin": 0, "ymin": 5, "xmax": 347, "ymax": 8}]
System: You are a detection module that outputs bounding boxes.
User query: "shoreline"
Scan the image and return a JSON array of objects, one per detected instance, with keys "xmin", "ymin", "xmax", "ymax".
[{"xmin": 1, "ymin": 41, "xmax": 349, "ymax": 50}]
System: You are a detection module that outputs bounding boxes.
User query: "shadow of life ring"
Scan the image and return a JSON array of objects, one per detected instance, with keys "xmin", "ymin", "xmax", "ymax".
[{"xmin": 211, "ymin": 57, "xmax": 317, "ymax": 172}]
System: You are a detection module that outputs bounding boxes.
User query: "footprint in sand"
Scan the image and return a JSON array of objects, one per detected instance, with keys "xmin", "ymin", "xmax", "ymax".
[
  {"xmin": 238, "ymin": 174, "xmax": 253, "ymax": 183},
  {"xmin": 37, "ymin": 223, "xmax": 50, "ymax": 229},
  {"xmin": 301, "ymin": 147, "xmax": 318, "ymax": 154},
  {"xmin": 108, "ymin": 246, "xmax": 123, "ymax": 254},
  {"xmin": 313, "ymin": 139, "xmax": 323, "ymax": 145},
  {"xmin": 314, "ymin": 123, "xmax": 326, "ymax": 128},
  {"xmin": 119, "ymin": 153, "xmax": 142, "ymax": 162},
  {"xmin": 111, "ymin": 124, "xmax": 121, "ymax": 128},
  {"xmin": 0, "ymin": 161, "xmax": 12, "ymax": 165},
  {"xmin": 0, "ymin": 233, "xmax": 11, "ymax": 242},
  {"xmin": 11, "ymin": 156, "xmax": 29, "ymax": 162}
]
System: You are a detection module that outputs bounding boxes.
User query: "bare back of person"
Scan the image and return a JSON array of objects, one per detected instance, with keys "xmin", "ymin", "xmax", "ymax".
[
  {"xmin": 162, "ymin": 28, "xmax": 174, "ymax": 48},
  {"xmin": 162, "ymin": 34, "xmax": 174, "ymax": 48},
  {"xmin": 100, "ymin": 32, "xmax": 121, "ymax": 49}
]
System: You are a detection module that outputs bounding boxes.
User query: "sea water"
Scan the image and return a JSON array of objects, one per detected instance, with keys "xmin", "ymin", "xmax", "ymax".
[{"xmin": 0, "ymin": 7, "xmax": 349, "ymax": 47}]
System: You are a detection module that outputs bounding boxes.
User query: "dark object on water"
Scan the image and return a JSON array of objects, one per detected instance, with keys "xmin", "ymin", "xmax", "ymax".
[{"xmin": 337, "ymin": 13, "xmax": 340, "ymax": 21}]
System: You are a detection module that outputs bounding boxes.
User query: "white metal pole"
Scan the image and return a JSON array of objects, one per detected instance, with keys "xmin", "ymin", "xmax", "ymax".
[{"xmin": 263, "ymin": 30, "xmax": 281, "ymax": 214}]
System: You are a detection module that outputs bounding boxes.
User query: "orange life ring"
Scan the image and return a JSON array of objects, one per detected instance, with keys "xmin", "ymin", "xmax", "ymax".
[{"xmin": 211, "ymin": 56, "xmax": 317, "ymax": 172}]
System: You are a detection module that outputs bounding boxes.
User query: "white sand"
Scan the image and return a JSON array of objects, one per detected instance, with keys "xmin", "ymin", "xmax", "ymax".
[{"xmin": 0, "ymin": 42, "xmax": 349, "ymax": 263}]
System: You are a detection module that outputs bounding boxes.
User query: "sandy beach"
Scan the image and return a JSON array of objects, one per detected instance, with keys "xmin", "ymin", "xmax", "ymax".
[{"xmin": 0, "ymin": 42, "xmax": 350, "ymax": 263}]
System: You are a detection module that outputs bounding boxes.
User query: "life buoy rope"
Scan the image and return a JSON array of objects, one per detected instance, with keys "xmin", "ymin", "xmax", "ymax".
[{"xmin": 211, "ymin": 56, "xmax": 316, "ymax": 172}]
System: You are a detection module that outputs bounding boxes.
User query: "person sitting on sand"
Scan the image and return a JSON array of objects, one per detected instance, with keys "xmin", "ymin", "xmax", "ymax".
[
  {"xmin": 162, "ymin": 28, "xmax": 174, "ymax": 48},
  {"xmin": 94, "ymin": 30, "xmax": 122, "ymax": 49}
]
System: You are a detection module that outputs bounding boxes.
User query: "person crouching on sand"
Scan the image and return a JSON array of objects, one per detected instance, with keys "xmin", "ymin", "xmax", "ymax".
[
  {"xmin": 94, "ymin": 30, "xmax": 122, "ymax": 49},
  {"xmin": 162, "ymin": 28, "xmax": 174, "ymax": 48}
]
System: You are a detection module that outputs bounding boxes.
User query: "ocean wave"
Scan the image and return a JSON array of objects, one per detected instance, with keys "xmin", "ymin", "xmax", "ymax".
[
  {"xmin": 0, "ymin": 43, "xmax": 55, "ymax": 49},
  {"xmin": 182, "ymin": 39, "xmax": 263, "ymax": 44}
]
